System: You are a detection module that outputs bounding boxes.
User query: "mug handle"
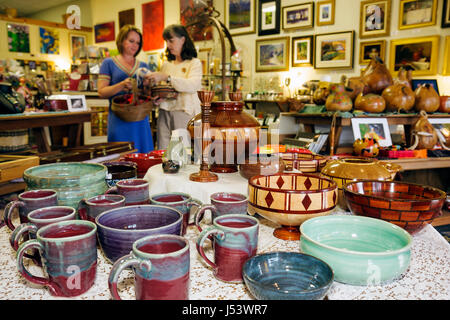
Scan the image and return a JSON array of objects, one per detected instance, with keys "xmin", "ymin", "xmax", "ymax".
[
  {"xmin": 196, "ymin": 227, "xmax": 225, "ymax": 270},
  {"xmin": 108, "ymin": 253, "xmax": 152, "ymax": 300},
  {"xmin": 77, "ymin": 199, "xmax": 88, "ymax": 221},
  {"xmin": 186, "ymin": 198, "xmax": 202, "ymax": 226},
  {"xmin": 104, "ymin": 186, "xmax": 118, "ymax": 195},
  {"xmin": 16, "ymin": 239, "xmax": 48, "ymax": 286},
  {"xmin": 193, "ymin": 204, "xmax": 217, "ymax": 232},
  {"xmin": 11, "ymin": 223, "xmax": 40, "ymax": 264},
  {"xmin": 3, "ymin": 200, "xmax": 25, "ymax": 231}
]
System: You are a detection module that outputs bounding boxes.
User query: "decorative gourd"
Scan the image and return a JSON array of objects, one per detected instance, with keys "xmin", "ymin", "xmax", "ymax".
[
  {"xmin": 414, "ymin": 84, "xmax": 440, "ymax": 113},
  {"xmin": 394, "ymin": 68, "xmax": 412, "ymax": 88},
  {"xmin": 341, "ymin": 75, "xmax": 368, "ymax": 101},
  {"xmin": 439, "ymin": 96, "xmax": 450, "ymax": 113},
  {"xmin": 354, "ymin": 92, "xmax": 386, "ymax": 113},
  {"xmin": 313, "ymin": 82, "xmax": 330, "ymax": 105},
  {"xmin": 361, "ymin": 57, "xmax": 393, "ymax": 94},
  {"xmin": 409, "ymin": 110, "xmax": 438, "ymax": 150},
  {"xmin": 382, "ymin": 83, "xmax": 415, "ymax": 112},
  {"xmin": 325, "ymin": 83, "xmax": 353, "ymax": 112}
]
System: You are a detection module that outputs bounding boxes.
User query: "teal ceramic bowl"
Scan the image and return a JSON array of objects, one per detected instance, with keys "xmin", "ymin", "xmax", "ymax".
[
  {"xmin": 23, "ymin": 162, "xmax": 108, "ymax": 209},
  {"xmin": 300, "ymin": 215, "xmax": 412, "ymax": 286}
]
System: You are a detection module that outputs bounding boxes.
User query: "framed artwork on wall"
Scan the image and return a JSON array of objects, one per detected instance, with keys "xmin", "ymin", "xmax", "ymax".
[
  {"xmin": 292, "ymin": 35, "xmax": 313, "ymax": 67},
  {"xmin": 142, "ymin": 0, "xmax": 164, "ymax": 51},
  {"xmin": 443, "ymin": 36, "xmax": 450, "ymax": 75},
  {"xmin": 443, "ymin": 0, "xmax": 450, "ymax": 28},
  {"xmin": 255, "ymin": 37, "xmax": 289, "ymax": 72},
  {"xmin": 258, "ymin": 0, "xmax": 281, "ymax": 36},
  {"xmin": 351, "ymin": 118, "xmax": 392, "ymax": 147},
  {"xmin": 389, "ymin": 35, "xmax": 439, "ymax": 76},
  {"xmin": 282, "ymin": 2, "xmax": 314, "ymax": 31},
  {"xmin": 225, "ymin": 0, "xmax": 256, "ymax": 36},
  {"xmin": 94, "ymin": 21, "xmax": 115, "ymax": 43},
  {"xmin": 39, "ymin": 27, "xmax": 59, "ymax": 54},
  {"xmin": 69, "ymin": 34, "xmax": 86, "ymax": 59},
  {"xmin": 180, "ymin": 0, "xmax": 213, "ymax": 41},
  {"xmin": 359, "ymin": 0, "xmax": 391, "ymax": 39},
  {"xmin": 147, "ymin": 51, "xmax": 163, "ymax": 72},
  {"xmin": 118, "ymin": 8, "xmax": 135, "ymax": 29},
  {"xmin": 398, "ymin": 0, "xmax": 437, "ymax": 30},
  {"xmin": 7, "ymin": 23, "xmax": 30, "ymax": 53},
  {"xmin": 314, "ymin": 30, "xmax": 354, "ymax": 69},
  {"xmin": 316, "ymin": 0, "xmax": 335, "ymax": 26},
  {"xmin": 359, "ymin": 40, "xmax": 386, "ymax": 65},
  {"xmin": 411, "ymin": 79, "xmax": 439, "ymax": 95}
]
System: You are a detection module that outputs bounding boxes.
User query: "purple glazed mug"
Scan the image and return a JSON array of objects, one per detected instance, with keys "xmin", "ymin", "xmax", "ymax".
[
  {"xmin": 78, "ymin": 194, "xmax": 126, "ymax": 222},
  {"xmin": 16, "ymin": 220, "xmax": 97, "ymax": 297},
  {"xmin": 194, "ymin": 192, "xmax": 248, "ymax": 232},
  {"xmin": 108, "ymin": 234, "xmax": 190, "ymax": 300},
  {"xmin": 3, "ymin": 189, "xmax": 58, "ymax": 231},
  {"xmin": 150, "ymin": 192, "xmax": 202, "ymax": 236},
  {"xmin": 105, "ymin": 179, "xmax": 150, "ymax": 206},
  {"xmin": 196, "ymin": 214, "xmax": 259, "ymax": 283}
]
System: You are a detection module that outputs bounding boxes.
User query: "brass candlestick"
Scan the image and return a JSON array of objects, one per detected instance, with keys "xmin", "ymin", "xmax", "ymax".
[{"xmin": 189, "ymin": 90, "xmax": 219, "ymax": 182}]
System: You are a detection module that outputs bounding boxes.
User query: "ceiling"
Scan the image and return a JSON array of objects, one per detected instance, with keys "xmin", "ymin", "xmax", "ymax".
[{"xmin": 0, "ymin": 0, "xmax": 73, "ymax": 17}]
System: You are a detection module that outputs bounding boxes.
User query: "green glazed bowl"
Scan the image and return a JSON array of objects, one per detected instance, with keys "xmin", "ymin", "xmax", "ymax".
[
  {"xmin": 300, "ymin": 215, "xmax": 412, "ymax": 286},
  {"xmin": 23, "ymin": 162, "xmax": 108, "ymax": 209}
]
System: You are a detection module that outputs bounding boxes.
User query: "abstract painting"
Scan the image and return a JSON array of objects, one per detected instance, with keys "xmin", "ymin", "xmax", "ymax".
[
  {"xmin": 94, "ymin": 22, "xmax": 115, "ymax": 43},
  {"xmin": 39, "ymin": 27, "xmax": 59, "ymax": 54},
  {"xmin": 7, "ymin": 23, "xmax": 30, "ymax": 53},
  {"xmin": 142, "ymin": 0, "xmax": 164, "ymax": 51}
]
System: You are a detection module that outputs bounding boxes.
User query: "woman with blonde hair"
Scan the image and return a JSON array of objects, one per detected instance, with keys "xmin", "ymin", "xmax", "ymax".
[{"xmin": 98, "ymin": 24, "xmax": 154, "ymax": 152}]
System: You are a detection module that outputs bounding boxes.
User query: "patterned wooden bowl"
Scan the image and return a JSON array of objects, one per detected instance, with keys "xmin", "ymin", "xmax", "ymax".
[
  {"xmin": 344, "ymin": 180, "xmax": 446, "ymax": 234},
  {"xmin": 248, "ymin": 173, "xmax": 338, "ymax": 240},
  {"xmin": 281, "ymin": 153, "xmax": 328, "ymax": 172}
]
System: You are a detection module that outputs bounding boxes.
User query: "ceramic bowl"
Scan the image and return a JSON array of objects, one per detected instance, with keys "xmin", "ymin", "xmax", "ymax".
[
  {"xmin": 243, "ymin": 252, "xmax": 333, "ymax": 300},
  {"xmin": 343, "ymin": 180, "xmax": 446, "ymax": 234},
  {"xmin": 300, "ymin": 215, "xmax": 412, "ymax": 285},
  {"xmin": 247, "ymin": 173, "xmax": 338, "ymax": 240},
  {"xmin": 95, "ymin": 204, "xmax": 183, "ymax": 263},
  {"xmin": 281, "ymin": 153, "xmax": 327, "ymax": 172},
  {"xmin": 23, "ymin": 162, "xmax": 108, "ymax": 209},
  {"xmin": 124, "ymin": 153, "xmax": 162, "ymax": 177},
  {"xmin": 103, "ymin": 161, "xmax": 137, "ymax": 186}
]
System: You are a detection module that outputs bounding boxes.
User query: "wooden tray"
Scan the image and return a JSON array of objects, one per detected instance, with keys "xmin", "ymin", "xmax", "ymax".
[{"xmin": 0, "ymin": 155, "xmax": 39, "ymax": 183}]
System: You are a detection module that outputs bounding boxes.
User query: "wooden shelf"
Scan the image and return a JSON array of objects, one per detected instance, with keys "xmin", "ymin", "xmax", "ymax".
[{"xmin": 389, "ymin": 157, "xmax": 450, "ymax": 171}]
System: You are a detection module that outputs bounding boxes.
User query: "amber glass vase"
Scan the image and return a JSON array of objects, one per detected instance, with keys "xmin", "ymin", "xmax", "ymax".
[{"xmin": 187, "ymin": 101, "xmax": 260, "ymax": 173}]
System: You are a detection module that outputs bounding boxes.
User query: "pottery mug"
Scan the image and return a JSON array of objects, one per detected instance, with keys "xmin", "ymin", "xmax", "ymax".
[
  {"xmin": 194, "ymin": 192, "xmax": 248, "ymax": 232},
  {"xmin": 108, "ymin": 234, "xmax": 190, "ymax": 300},
  {"xmin": 150, "ymin": 192, "xmax": 202, "ymax": 236},
  {"xmin": 10, "ymin": 206, "xmax": 76, "ymax": 265},
  {"xmin": 3, "ymin": 189, "xmax": 58, "ymax": 231},
  {"xmin": 105, "ymin": 178, "xmax": 150, "ymax": 205},
  {"xmin": 16, "ymin": 220, "xmax": 97, "ymax": 297},
  {"xmin": 78, "ymin": 194, "xmax": 126, "ymax": 222},
  {"xmin": 196, "ymin": 214, "xmax": 259, "ymax": 283}
]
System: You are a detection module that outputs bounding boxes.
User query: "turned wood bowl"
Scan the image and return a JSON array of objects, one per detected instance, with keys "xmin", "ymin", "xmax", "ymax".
[
  {"xmin": 150, "ymin": 85, "xmax": 178, "ymax": 100},
  {"xmin": 247, "ymin": 173, "xmax": 338, "ymax": 240},
  {"xmin": 343, "ymin": 180, "xmax": 446, "ymax": 234},
  {"xmin": 281, "ymin": 153, "xmax": 328, "ymax": 172}
]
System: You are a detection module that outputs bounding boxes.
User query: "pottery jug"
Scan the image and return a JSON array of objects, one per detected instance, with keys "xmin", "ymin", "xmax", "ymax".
[
  {"xmin": 361, "ymin": 57, "xmax": 393, "ymax": 94},
  {"xmin": 325, "ymin": 83, "xmax": 353, "ymax": 112},
  {"xmin": 354, "ymin": 92, "xmax": 386, "ymax": 113},
  {"xmin": 414, "ymin": 84, "xmax": 440, "ymax": 113},
  {"xmin": 382, "ymin": 83, "xmax": 415, "ymax": 112}
]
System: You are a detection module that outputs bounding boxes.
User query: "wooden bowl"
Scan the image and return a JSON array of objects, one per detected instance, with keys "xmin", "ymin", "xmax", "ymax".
[
  {"xmin": 151, "ymin": 85, "xmax": 178, "ymax": 100},
  {"xmin": 281, "ymin": 153, "xmax": 328, "ymax": 172},
  {"xmin": 344, "ymin": 180, "xmax": 446, "ymax": 234},
  {"xmin": 247, "ymin": 173, "xmax": 338, "ymax": 240}
]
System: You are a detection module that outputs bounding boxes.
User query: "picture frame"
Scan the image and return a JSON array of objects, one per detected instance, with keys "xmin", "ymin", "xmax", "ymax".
[
  {"xmin": 118, "ymin": 8, "xmax": 135, "ymax": 29},
  {"xmin": 316, "ymin": 0, "xmax": 335, "ymax": 26},
  {"xmin": 84, "ymin": 100, "xmax": 109, "ymax": 145},
  {"xmin": 7, "ymin": 23, "xmax": 30, "ymax": 53},
  {"xmin": 359, "ymin": 0, "xmax": 391, "ymax": 39},
  {"xmin": 282, "ymin": 2, "xmax": 314, "ymax": 31},
  {"xmin": 359, "ymin": 40, "xmax": 386, "ymax": 65},
  {"xmin": 443, "ymin": 0, "xmax": 450, "ymax": 28},
  {"xmin": 443, "ymin": 36, "xmax": 450, "ymax": 75},
  {"xmin": 68, "ymin": 95, "xmax": 88, "ymax": 112},
  {"xmin": 147, "ymin": 51, "xmax": 162, "ymax": 72},
  {"xmin": 427, "ymin": 118, "xmax": 450, "ymax": 149},
  {"xmin": 411, "ymin": 79, "xmax": 439, "ymax": 95},
  {"xmin": 292, "ymin": 35, "xmax": 314, "ymax": 67},
  {"xmin": 389, "ymin": 35, "xmax": 439, "ymax": 76},
  {"xmin": 398, "ymin": 0, "xmax": 437, "ymax": 30},
  {"xmin": 255, "ymin": 37, "xmax": 290, "ymax": 72},
  {"xmin": 94, "ymin": 21, "xmax": 115, "ymax": 43},
  {"xmin": 258, "ymin": 0, "xmax": 281, "ymax": 36},
  {"xmin": 314, "ymin": 30, "xmax": 354, "ymax": 69},
  {"xmin": 351, "ymin": 118, "xmax": 392, "ymax": 147},
  {"xmin": 69, "ymin": 33, "xmax": 87, "ymax": 59},
  {"xmin": 142, "ymin": 1, "xmax": 164, "ymax": 51},
  {"xmin": 225, "ymin": 0, "xmax": 256, "ymax": 36},
  {"xmin": 39, "ymin": 27, "xmax": 59, "ymax": 54}
]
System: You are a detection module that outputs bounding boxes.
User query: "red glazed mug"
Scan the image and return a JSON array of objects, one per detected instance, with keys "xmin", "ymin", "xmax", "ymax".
[
  {"xmin": 105, "ymin": 178, "xmax": 150, "ymax": 205},
  {"xmin": 108, "ymin": 234, "xmax": 190, "ymax": 300}
]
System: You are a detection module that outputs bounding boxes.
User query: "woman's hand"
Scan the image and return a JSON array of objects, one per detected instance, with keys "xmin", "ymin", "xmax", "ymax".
[
  {"xmin": 121, "ymin": 78, "xmax": 133, "ymax": 91},
  {"xmin": 145, "ymin": 72, "xmax": 169, "ymax": 85}
]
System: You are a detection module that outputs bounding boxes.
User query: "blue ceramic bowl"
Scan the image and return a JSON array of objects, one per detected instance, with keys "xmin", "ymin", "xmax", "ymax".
[
  {"xmin": 242, "ymin": 252, "xmax": 333, "ymax": 300},
  {"xmin": 96, "ymin": 204, "xmax": 183, "ymax": 263}
]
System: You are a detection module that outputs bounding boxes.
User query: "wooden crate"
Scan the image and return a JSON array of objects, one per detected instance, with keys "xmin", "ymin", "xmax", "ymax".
[{"xmin": 0, "ymin": 155, "xmax": 40, "ymax": 183}]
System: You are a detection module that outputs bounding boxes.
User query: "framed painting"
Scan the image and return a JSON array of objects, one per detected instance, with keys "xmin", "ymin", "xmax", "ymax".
[
  {"xmin": 411, "ymin": 79, "xmax": 439, "ymax": 95},
  {"xmin": 180, "ymin": 0, "xmax": 213, "ymax": 41},
  {"xmin": 142, "ymin": 0, "xmax": 164, "ymax": 51},
  {"xmin": 398, "ymin": 0, "xmax": 437, "ymax": 30},
  {"xmin": 428, "ymin": 119, "xmax": 450, "ymax": 149},
  {"xmin": 147, "ymin": 51, "xmax": 162, "ymax": 72},
  {"xmin": 255, "ymin": 37, "xmax": 289, "ymax": 72},
  {"xmin": 68, "ymin": 95, "xmax": 88, "ymax": 112},
  {"xmin": 316, "ymin": 0, "xmax": 335, "ymax": 26},
  {"xmin": 118, "ymin": 8, "xmax": 135, "ymax": 29},
  {"xmin": 39, "ymin": 27, "xmax": 59, "ymax": 54},
  {"xmin": 443, "ymin": 36, "xmax": 450, "ymax": 75},
  {"xmin": 314, "ymin": 31, "xmax": 354, "ymax": 69},
  {"xmin": 282, "ymin": 2, "xmax": 314, "ymax": 31},
  {"xmin": 258, "ymin": 0, "xmax": 281, "ymax": 36},
  {"xmin": 292, "ymin": 35, "xmax": 313, "ymax": 67},
  {"xmin": 225, "ymin": 0, "xmax": 256, "ymax": 36},
  {"xmin": 443, "ymin": 0, "xmax": 450, "ymax": 28},
  {"xmin": 69, "ymin": 33, "xmax": 86, "ymax": 59},
  {"xmin": 359, "ymin": 0, "xmax": 391, "ymax": 39},
  {"xmin": 351, "ymin": 118, "xmax": 392, "ymax": 147},
  {"xmin": 389, "ymin": 35, "xmax": 439, "ymax": 76},
  {"xmin": 359, "ymin": 40, "xmax": 386, "ymax": 65},
  {"xmin": 94, "ymin": 21, "xmax": 115, "ymax": 43},
  {"xmin": 7, "ymin": 23, "xmax": 30, "ymax": 53}
]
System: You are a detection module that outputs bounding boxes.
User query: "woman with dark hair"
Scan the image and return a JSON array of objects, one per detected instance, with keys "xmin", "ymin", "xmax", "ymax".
[
  {"xmin": 146, "ymin": 24, "xmax": 202, "ymax": 150},
  {"xmin": 97, "ymin": 24, "xmax": 154, "ymax": 153}
]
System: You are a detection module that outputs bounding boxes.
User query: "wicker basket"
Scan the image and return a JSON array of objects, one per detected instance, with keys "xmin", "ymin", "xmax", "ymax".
[{"xmin": 111, "ymin": 79, "xmax": 153, "ymax": 122}]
